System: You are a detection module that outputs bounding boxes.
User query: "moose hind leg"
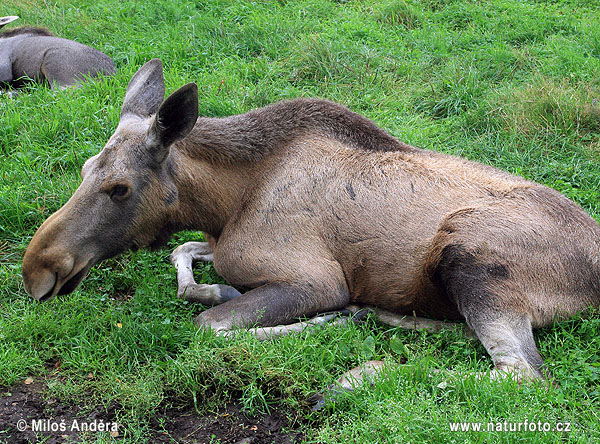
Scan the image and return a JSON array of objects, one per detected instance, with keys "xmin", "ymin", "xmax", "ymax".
[
  {"xmin": 434, "ymin": 244, "xmax": 549, "ymax": 382},
  {"xmin": 467, "ymin": 313, "xmax": 548, "ymax": 381},
  {"xmin": 170, "ymin": 242, "xmax": 241, "ymax": 304}
]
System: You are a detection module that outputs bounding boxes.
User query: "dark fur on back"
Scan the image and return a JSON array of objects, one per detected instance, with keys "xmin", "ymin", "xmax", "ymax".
[
  {"xmin": 184, "ymin": 98, "xmax": 420, "ymax": 163},
  {"xmin": 0, "ymin": 26, "xmax": 54, "ymax": 38}
]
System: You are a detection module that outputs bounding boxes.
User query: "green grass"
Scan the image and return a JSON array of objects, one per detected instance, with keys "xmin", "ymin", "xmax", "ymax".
[{"xmin": 1, "ymin": 0, "xmax": 600, "ymax": 442}]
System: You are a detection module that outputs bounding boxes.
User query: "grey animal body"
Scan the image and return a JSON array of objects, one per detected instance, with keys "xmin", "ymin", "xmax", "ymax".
[
  {"xmin": 22, "ymin": 60, "xmax": 600, "ymax": 393},
  {"xmin": 0, "ymin": 16, "xmax": 115, "ymax": 89}
]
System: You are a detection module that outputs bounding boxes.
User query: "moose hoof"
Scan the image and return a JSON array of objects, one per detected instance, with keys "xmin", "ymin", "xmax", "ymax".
[
  {"xmin": 179, "ymin": 283, "xmax": 241, "ymax": 304},
  {"xmin": 309, "ymin": 386, "xmax": 348, "ymax": 411}
]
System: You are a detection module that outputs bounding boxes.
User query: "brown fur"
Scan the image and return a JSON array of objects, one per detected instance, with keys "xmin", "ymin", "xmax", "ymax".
[
  {"xmin": 22, "ymin": 59, "xmax": 600, "ymax": 382},
  {"xmin": 0, "ymin": 26, "xmax": 54, "ymax": 38},
  {"xmin": 182, "ymin": 98, "xmax": 417, "ymax": 164}
]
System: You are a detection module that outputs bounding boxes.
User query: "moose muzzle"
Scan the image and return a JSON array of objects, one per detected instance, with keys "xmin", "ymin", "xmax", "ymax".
[{"xmin": 22, "ymin": 206, "xmax": 95, "ymax": 301}]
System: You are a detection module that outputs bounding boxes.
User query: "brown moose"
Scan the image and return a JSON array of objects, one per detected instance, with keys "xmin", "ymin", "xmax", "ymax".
[{"xmin": 22, "ymin": 59, "xmax": 600, "ymax": 401}]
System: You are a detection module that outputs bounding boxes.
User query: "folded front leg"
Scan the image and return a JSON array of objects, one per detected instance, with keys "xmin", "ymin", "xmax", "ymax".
[
  {"xmin": 194, "ymin": 276, "xmax": 350, "ymax": 332},
  {"xmin": 170, "ymin": 241, "xmax": 241, "ymax": 304}
]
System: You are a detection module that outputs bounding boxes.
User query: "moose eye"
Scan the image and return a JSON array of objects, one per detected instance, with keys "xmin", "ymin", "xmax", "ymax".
[{"xmin": 109, "ymin": 184, "xmax": 130, "ymax": 200}]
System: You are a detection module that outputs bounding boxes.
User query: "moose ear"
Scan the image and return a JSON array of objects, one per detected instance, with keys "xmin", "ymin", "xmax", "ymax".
[
  {"xmin": 146, "ymin": 83, "xmax": 198, "ymax": 164},
  {"xmin": 0, "ymin": 16, "xmax": 19, "ymax": 29},
  {"xmin": 121, "ymin": 59, "xmax": 165, "ymax": 119}
]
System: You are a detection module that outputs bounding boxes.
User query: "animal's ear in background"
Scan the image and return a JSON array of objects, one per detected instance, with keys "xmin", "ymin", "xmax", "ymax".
[
  {"xmin": 0, "ymin": 16, "xmax": 19, "ymax": 30},
  {"xmin": 146, "ymin": 83, "xmax": 199, "ymax": 164},
  {"xmin": 120, "ymin": 58, "xmax": 166, "ymax": 120}
]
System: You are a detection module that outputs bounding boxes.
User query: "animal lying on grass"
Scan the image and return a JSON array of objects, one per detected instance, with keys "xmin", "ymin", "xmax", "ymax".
[
  {"xmin": 0, "ymin": 15, "xmax": 115, "ymax": 91},
  {"xmin": 22, "ymin": 59, "xmax": 600, "ymax": 406}
]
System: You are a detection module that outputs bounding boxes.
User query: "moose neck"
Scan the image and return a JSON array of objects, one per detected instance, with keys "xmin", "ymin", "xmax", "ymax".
[
  {"xmin": 168, "ymin": 110, "xmax": 290, "ymax": 237},
  {"xmin": 170, "ymin": 136, "xmax": 255, "ymax": 238},
  {"xmin": 167, "ymin": 98, "xmax": 413, "ymax": 237}
]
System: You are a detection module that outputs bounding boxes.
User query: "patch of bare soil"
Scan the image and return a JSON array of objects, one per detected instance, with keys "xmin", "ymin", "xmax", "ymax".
[
  {"xmin": 150, "ymin": 402, "xmax": 306, "ymax": 444},
  {"xmin": 0, "ymin": 380, "xmax": 306, "ymax": 444}
]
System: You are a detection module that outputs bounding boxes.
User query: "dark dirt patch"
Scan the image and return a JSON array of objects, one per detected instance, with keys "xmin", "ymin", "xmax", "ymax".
[
  {"xmin": 0, "ymin": 379, "xmax": 119, "ymax": 443},
  {"xmin": 0, "ymin": 379, "xmax": 307, "ymax": 444},
  {"xmin": 150, "ymin": 402, "xmax": 306, "ymax": 444}
]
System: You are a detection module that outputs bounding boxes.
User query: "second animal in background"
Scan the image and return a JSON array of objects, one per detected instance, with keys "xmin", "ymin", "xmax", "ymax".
[{"xmin": 0, "ymin": 15, "xmax": 116, "ymax": 91}]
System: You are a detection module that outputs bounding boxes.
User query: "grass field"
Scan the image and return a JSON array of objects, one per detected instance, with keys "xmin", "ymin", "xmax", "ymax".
[{"xmin": 2, "ymin": 0, "xmax": 600, "ymax": 442}]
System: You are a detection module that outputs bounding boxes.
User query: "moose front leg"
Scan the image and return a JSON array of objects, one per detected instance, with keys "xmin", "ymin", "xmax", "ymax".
[
  {"xmin": 170, "ymin": 242, "xmax": 241, "ymax": 304},
  {"xmin": 194, "ymin": 278, "xmax": 350, "ymax": 332}
]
